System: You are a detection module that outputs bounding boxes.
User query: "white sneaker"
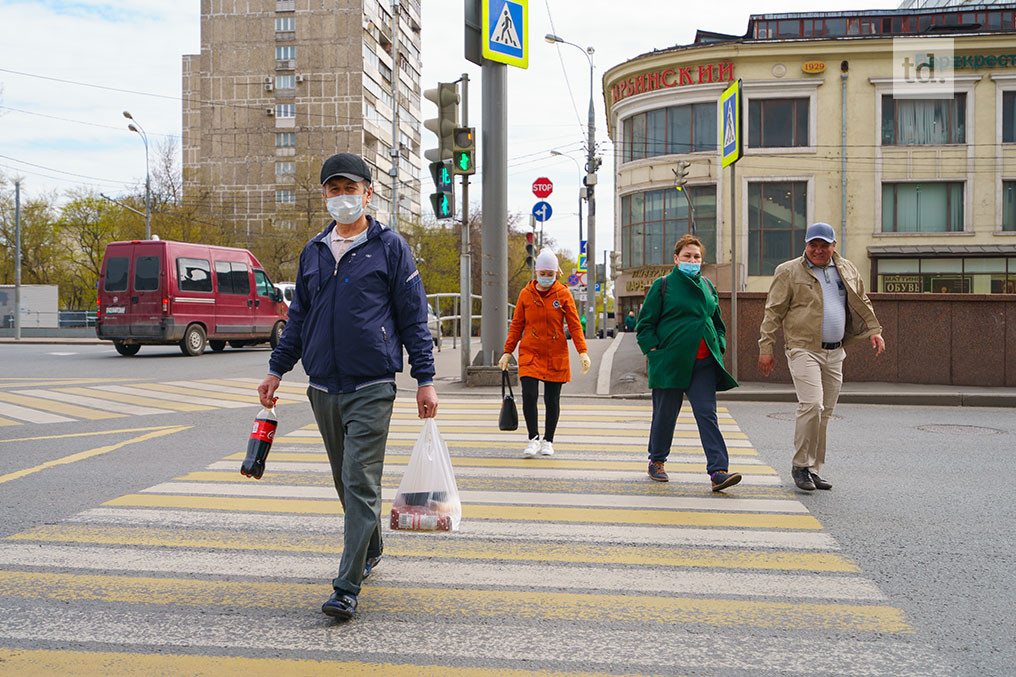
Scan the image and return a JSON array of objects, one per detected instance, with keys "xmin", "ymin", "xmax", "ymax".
[
  {"xmin": 540, "ymin": 440, "xmax": 554, "ymax": 456},
  {"xmin": 523, "ymin": 437, "xmax": 541, "ymax": 457}
]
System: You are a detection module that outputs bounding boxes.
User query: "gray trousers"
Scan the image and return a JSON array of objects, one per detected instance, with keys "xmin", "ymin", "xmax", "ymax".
[
  {"xmin": 786, "ymin": 347, "xmax": 845, "ymax": 474},
  {"xmin": 307, "ymin": 382, "xmax": 396, "ymax": 596}
]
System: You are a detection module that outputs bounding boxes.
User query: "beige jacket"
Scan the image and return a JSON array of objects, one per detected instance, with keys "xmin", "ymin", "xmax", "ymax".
[{"xmin": 758, "ymin": 252, "xmax": 882, "ymax": 355}]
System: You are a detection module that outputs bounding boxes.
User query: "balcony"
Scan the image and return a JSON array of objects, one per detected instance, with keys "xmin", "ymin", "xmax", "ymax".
[
  {"xmin": 276, "ymin": 59, "xmax": 295, "ymax": 71},
  {"xmin": 276, "ymin": 0, "xmax": 295, "ymax": 11}
]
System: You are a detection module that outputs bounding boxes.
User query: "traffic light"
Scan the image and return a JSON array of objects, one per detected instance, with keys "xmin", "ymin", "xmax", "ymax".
[
  {"xmin": 430, "ymin": 191, "xmax": 453, "ymax": 220},
  {"xmin": 525, "ymin": 232, "xmax": 537, "ymax": 271},
  {"xmin": 674, "ymin": 160, "xmax": 691, "ymax": 191},
  {"xmin": 423, "ymin": 82, "xmax": 459, "ymax": 163},
  {"xmin": 610, "ymin": 251, "xmax": 621, "ymax": 277},
  {"xmin": 452, "ymin": 127, "xmax": 476, "ymax": 175}
]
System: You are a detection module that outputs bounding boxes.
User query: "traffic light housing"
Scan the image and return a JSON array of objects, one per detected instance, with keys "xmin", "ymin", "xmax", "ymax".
[
  {"xmin": 452, "ymin": 127, "xmax": 476, "ymax": 175},
  {"xmin": 525, "ymin": 232, "xmax": 536, "ymax": 270},
  {"xmin": 610, "ymin": 251, "xmax": 621, "ymax": 277},
  {"xmin": 429, "ymin": 161, "xmax": 453, "ymax": 193},
  {"xmin": 430, "ymin": 191, "xmax": 454, "ymax": 220},
  {"xmin": 424, "ymin": 82, "xmax": 459, "ymax": 163},
  {"xmin": 674, "ymin": 160, "xmax": 691, "ymax": 191}
]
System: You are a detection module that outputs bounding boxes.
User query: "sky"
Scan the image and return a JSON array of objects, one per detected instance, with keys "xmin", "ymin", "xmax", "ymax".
[{"xmin": 0, "ymin": 0, "xmax": 894, "ymax": 259}]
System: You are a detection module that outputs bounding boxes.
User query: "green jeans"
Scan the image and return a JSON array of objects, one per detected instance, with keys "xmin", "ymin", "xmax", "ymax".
[{"xmin": 307, "ymin": 382, "xmax": 396, "ymax": 596}]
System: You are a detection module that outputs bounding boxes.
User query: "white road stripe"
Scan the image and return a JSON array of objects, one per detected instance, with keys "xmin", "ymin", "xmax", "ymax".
[
  {"xmin": 280, "ymin": 430, "xmax": 755, "ymax": 447},
  {"xmin": 141, "ymin": 482, "xmax": 807, "ymax": 513},
  {"xmin": 334, "ymin": 419, "xmax": 742, "ymax": 432},
  {"xmin": 88, "ymin": 385, "xmax": 253, "ymax": 409},
  {"xmin": 165, "ymin": 381, "xmax": 258, "ymax": 397},
  {"xmin": 0, "ymin": 544, "xmax": 880, "ymax": 600},
  {"xmin": 73, "ymin": 507, "xmax": 838, "ymax": 550},
  {"xmin": 255, "ymin": 448, "xmax": 763, "ymax": 463},
  {"xmin": 12, "ymin": 389, "xmax": 172, "ymax": 416},
  {"xmin": 0, "ymin": 402, "xmax": 74, "ymax": 424}
]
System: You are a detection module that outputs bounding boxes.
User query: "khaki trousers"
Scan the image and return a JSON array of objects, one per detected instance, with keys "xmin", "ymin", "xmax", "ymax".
[{"xmin": 786, "ymin": 347, "xmax": 845, "ymax": 474}]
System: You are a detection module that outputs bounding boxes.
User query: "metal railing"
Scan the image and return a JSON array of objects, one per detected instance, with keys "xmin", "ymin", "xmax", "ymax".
[{"xmin": 426, "ymin": 292, "xmax": 514, "ymax": 349}]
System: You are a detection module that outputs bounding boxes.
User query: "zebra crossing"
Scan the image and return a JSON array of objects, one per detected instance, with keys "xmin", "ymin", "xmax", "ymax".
[{"xmin": 0, "ymin": 399, "xmax": 941, "ymax": 674}]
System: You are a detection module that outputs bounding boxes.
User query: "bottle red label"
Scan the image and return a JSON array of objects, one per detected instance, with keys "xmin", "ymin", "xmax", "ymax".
[{"xmin": 250, "ymin": 418, "xmax": 277, "ymax": 443}]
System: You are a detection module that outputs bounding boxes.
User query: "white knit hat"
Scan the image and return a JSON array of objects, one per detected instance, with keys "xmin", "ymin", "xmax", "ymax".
[{"xmin": 535, "ymin": 248, "xmax": 559, "ymax": 272}]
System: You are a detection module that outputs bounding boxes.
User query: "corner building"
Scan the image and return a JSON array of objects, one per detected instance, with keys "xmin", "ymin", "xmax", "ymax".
[
  {"xmin": 182, "ymin": 0, "xmax": 422, "ymax": 239},
  {"xmin": 604, "ymin": 4, "xmax": 1016, "ymax": 319}
]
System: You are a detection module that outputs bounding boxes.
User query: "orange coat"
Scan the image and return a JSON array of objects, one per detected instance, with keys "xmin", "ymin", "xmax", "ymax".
[{"xmin": 504, "ymin": 280, "xmax": 587, "ymax": 382}]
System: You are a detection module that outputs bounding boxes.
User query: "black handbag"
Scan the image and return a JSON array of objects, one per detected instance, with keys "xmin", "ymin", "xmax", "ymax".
[{"xmin": 498, "ymin": 370, "xmax": 519, "ymax": 431}]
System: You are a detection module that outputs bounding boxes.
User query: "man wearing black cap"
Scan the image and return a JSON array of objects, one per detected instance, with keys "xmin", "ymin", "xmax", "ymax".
[
  {"xmin": 258, "ymin": 152, "xmax": 438, "ymax": 620},
  {"xmin": 757, "ymin": 223, "xmax": 885, "ymax": 492}
]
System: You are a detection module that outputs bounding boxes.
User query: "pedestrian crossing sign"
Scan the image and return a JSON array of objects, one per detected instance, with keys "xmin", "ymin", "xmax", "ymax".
[
  {"xmin": 720, "ymin": 79, "xmax": 742, "ymax": 168},
  {"xmin": 482, "ymin": 0, "xmax": 528, "ymax": 69}
]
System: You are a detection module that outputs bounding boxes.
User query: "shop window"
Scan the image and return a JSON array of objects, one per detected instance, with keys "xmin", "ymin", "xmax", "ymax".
[
  {"xmin": 1004, "ymin": 92, "xmax": 1016, "ymax": 143},
  {"xmin": 747, "ymin": 181, "xmax": 808, "ymax": 276},
  {"xmin": 1004, "ymin": 181, "xmax": 1016, "ymax": 231},
  {"xmin": 881, "ymin": 94, "xmax": 965, "ymax": 145},
  {"xmin": 621, "ymin": 102, "xmax": 715, "ymax": 163},
  {"xmin": 622, "ymin": 186, "xmax": 718, "ymax": 267},
  {"xmin": 881, "ymin": 182, "xmax": 963, "ymax": 232},
  {"xmin": 748, "ymin": 98, "xmax": 808, "ymax": 148}
]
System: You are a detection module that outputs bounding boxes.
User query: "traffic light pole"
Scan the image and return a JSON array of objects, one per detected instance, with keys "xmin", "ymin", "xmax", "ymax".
[
  {"xmin": 584, "ymin": 57, "xmax": 597, "ymax": 341},
  {"xmin": 459, "ymin": 73, "xmax": 472, "ymax": 383},
  {"xmin": 389, "ymin": 0, "xmax": 400, "ymax": 232},
  {"xmin": 480, "ymin": 60, "xmax": 508, "ymax": 367}
]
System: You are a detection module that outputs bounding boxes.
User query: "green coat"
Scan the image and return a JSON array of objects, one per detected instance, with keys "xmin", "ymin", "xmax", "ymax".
[{"xmin": 635, "ymin": 268, "xmax": 738, "ymax": 392}]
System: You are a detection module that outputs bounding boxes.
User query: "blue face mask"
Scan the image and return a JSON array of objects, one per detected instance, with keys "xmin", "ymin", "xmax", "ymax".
[
  {"xmin": 536, "ymin": 275, "xmax": 556, "ymax": 288},
  {"xmin": 678, "ymin": 261, "xmax": 701, "ymax": 277}
]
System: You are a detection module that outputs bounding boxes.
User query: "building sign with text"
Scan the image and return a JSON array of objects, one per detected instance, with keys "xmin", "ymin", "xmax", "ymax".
[
  {"xmin": 615, "ymin": 266, "xmax": 674, "ymax": 296},
  {"xmin": 609, "ymin": 61, "xmax": 735, "ymax": 107}
]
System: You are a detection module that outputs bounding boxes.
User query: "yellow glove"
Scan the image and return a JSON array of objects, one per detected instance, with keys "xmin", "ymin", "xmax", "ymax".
[
  {"xmin": 498, "ymin": 353, "xmax": 512, "ymax": 371},
  {"xmin": 579, "ymin": 352, "xmax": 591, "ymax": 375}
]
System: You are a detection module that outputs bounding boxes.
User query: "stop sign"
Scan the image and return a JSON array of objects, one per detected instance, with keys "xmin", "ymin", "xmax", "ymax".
[{"xmin": 532, "ymin": 177, "xmax": 553, "ymax": 199}]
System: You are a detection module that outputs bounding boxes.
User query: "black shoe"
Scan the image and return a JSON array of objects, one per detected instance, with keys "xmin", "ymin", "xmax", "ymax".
[
  {"xmin": 648, "ymin": 461, "xmax": 669, "ymax": 482},
  {"xmin": 321, "ymin": 590, "xmax": 357, "ymax": 620},
  {"xmin": 792, "ymin": 466, "xmax": 816, "ymax": 491},
  {"xmin": 810, "ymin": 472, "xmax": 832, "ymax": 490},
  {"xmin": 362, "ymin": 554, "xmax": 382, "ymax": 580},
  {"xmin": 710, "ymin": 471, "xmax": 742, "ymax": 492}
]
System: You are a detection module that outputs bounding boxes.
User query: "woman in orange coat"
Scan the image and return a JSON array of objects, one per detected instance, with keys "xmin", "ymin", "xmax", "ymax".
[{"xmin": 500, "ymin": 248, "xmax": 591, "ymax": 456}]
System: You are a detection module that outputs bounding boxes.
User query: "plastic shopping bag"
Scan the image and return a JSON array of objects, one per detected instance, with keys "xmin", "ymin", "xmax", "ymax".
[{"xmin": 390, "ymin": 418, "xmax": 462, "ymax": 532}]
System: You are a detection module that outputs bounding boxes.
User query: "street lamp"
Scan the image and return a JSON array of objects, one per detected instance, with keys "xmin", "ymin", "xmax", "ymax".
[
  {"xmin": 546, "ymin": 33, "xmax": 599, "ymax": 340},
  {"xmin": 123, "ymin": 110, "xmax": 151, "ymax": 240}
]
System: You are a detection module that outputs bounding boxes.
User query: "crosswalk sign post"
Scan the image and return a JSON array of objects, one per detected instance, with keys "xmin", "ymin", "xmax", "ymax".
[
  {"xmin": 482, "ymin": 0, "xmax": 528, "ymax": 69},
  {"xmin": 720, "ymin": 78, "xmax": 742, "ymax": 381}
]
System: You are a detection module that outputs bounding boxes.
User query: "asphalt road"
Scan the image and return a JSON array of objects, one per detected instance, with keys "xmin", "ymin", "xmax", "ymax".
[{"xmin": 0, "ymin": 342, "xmax": 1013, "ymax": 675}]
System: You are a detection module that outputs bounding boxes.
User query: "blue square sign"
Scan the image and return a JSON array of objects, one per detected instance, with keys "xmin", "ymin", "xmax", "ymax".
[{"xmin": 482, "ymin": 0, "xmax": 528, "ymax": 69}]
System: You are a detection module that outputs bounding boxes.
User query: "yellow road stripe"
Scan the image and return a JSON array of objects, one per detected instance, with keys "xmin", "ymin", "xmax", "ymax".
[
  {"xmin": 385, "ymin": 424, "xmax": 749, "ymax": 439},
  {"xmin": 10, "ymin": 524, "xmax": 857, "ymax": 572},
  {"xmin": 55, "ymin": 387, "xmax": 213, "ymax": 412},
  {"xmin": 0, "ymin": 425, "xmax": 205, "ymax": 444},
  {"xmin": 0, "ymin": 571, "xmax": 909, "ymax": 632},
  {"xmin": 0, "ymin": 415, "xmax": 20, "ymax": 426},
  {"xmin": 0, "ymin": 391, "xmax": 124, "ymax": 420},
  {"xmin": 0, "ymin": 648, "xmax": 618, "ymax": 677},
  {"xmin": 223, "ymin": 453, "xmax": 772, "ymax": 473},
  {"xmin": 271, "ymin": 438, "xmax": 759, "ymax": 455},
  {"xmin": 0, "ymin": 426, "xmax": 191, "ymax": 486},
  {"xmin": 201, "ymin": 379, "xmax": 308, "ymax": 396},
  {"xmin": 125, "ymin": 382, "xmax": 259, "ymax": 404},
  {"xmin": 105, "ymin": 494, "xmax": 820, "ymax": 529}
]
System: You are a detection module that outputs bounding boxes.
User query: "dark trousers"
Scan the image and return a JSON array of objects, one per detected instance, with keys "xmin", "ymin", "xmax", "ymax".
[
  {"xmin": 647, "ymin": 355, "xmax": 729, "ymax": 475},
  {"xmin": 520, "ymin": 376, "xmax": 563, "ymax": 442},
  {"xmin": 307, "ymin": 382, "xmax": 396, "ymax": 596}
]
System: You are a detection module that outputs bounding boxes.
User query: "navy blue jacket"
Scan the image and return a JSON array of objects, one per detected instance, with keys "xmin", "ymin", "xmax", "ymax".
[{"xmin": 268, "ymin": 215, "xmax": 435, "ymax": 392}]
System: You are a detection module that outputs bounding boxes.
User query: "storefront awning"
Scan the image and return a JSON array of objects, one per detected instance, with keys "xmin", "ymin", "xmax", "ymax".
[{"xmin": 868, "ymin": 244, "xmax": 1016, "ymax": 258}]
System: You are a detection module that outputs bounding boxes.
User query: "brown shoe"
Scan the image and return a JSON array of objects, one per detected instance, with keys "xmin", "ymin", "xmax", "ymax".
[{"xmin": 648, "ymin": 461, "xmax": 668, "ymax": 482}]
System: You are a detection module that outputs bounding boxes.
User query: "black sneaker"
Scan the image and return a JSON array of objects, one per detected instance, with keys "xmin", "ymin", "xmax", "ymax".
[
  {"xmin": 710, "ymin": 471, "xmax": 742, "ymax": 492},
  {"xmin": 362, "ymin": 554, "xmax": 382, "ymax": 580},
  {"xmin": 648, "ymin": 461, "xmax": 668, "ymax": 482},
  {"xmin": 321, "ymin": 590, "xmax": 357, "ymax": 620},
  {"xmin": 810, "ymin": 472, "xmax": 832, "ymax": 490},
  {"xmin": 792, "ymin": 466, "xmax": 816, "ymax": 491}
]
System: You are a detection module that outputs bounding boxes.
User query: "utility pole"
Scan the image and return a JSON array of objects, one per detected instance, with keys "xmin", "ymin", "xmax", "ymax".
[
  {"xmin": 480, "ymin": 60, "xmax": 508, "ymax": 366},
  {"xmin": 584, "ymin": 53, "xmax": 598, "ymax": 340},
  {"xmin": 388, "ymin": 0, "xmax": 400, "ymax": 231},
  {"xmin": 14, "ymin": 180, "xmax": 21, "ymax": 341},
  {"xmin": 459, "ymin": 73, "xmax": 472, "ymax": 383}
]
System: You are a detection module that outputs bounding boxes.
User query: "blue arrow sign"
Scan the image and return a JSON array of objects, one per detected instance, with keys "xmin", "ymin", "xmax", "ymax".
[{"xmin": 532, "ymin": 201, "xmax": 552, "ymax": 222}]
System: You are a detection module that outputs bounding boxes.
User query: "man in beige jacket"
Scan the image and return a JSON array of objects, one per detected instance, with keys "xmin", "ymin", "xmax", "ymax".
[{"xmin": 758, "ymin": 223, "xmax": 885, "ymax": 491}]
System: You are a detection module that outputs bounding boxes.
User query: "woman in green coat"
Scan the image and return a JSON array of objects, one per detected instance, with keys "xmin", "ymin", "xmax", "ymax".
[{"xmin": 636, "ymin": 234, "xmax": 741, "ymax": 491}]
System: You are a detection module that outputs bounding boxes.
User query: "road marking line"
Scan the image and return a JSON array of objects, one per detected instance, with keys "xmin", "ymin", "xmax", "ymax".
[
  {"xmin": 126, "ymin": 382, "xmax": 261, "ymax": 404},
  {"xmin": 0, "ymin": 401, "xmax": 74, "ymax": 424},
  {"xmin": 0, "ymin": 426, "xmax": 190, "ymax": 486},
  {"xmin": 55, "ymin": 387, "xmax": 213, "ymax": 412},
  {"xmin": 0, "ymin": 570, "xmax": 909, "ymax": 632},
  {"xmin": 0, "ymin": 425, "xmax": 199, "ymax": 444},
  {"xmin": 0, "ymin": 415, "xmax": 20, "ymax": 426},
  {"xmin": 0, "ymin": 391, "xmax": 123, "ymax": 420},
  {"xmin": 271, "ymin": 437, "xmax": 759, "ymax": 454},
  {"xmin": 104, "ymin": 494, "xmax": 823, "ymax": 529},
  {"xmin": 11, "ymin": 389, "xmax": 172, "ymax": 415},
  {"xmin": 99, "ymin": 384, "xmax": 252, "ymax": 409}
]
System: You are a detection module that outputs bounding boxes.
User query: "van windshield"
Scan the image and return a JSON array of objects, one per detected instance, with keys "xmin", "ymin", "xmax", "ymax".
[{"xmin": 104, "ymin": 257, "xmax": 129, "ymax": 292}]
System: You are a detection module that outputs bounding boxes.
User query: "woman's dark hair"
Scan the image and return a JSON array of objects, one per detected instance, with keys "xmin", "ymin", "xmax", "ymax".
[{"xmin": 674, "ymin": 233, "xmax": 705, "ymax": 259}]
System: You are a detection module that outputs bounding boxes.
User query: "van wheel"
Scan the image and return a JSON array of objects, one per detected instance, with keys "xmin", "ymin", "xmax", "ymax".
[
  {"xmin": 114, "ymin": 341, "xmax": 140, "ymax": 356},
  {"xmin": 180, "ymin": 324, "xmax": 206, "ymax": 356},
  {"xmin": 270, "ymin": 321, "xmax": 286, "ymax": 349},
  {"xmin": 209, "ymin": 340, "xmax": 226, "ymax": 352}
]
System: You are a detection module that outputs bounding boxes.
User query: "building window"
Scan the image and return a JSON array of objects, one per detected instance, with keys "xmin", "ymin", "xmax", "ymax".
[
  {"xmin": 275, "ymin": 17, "xmax": 295, "ymax": 32},
  {"xmin": 881, "ymin": 94, "xmax": 965, "ymax": 145},
  {"xmin": 876, "ymin": 257, "xmax": 1016, "ymax": 294},
  {"xmin": 276, "ymin": 189, "xmax": 295, "ymax": 204},
  {"xmin": 747, "ymin": 181, "xmax": 808, "ymax": 276},
  {"xmin": 621, "ymin": 185, "xmax": 717, "ymax": 267},
  {"xmin": 1004, "ymin": 181, "xmax": 1016, "ymax": 231},
  {"xmin": 621, "ymin": 103, "xmax": 716, "ymax": 163},
  {"xmin": 276, "ymin": 161, "xmax": 294, "ymax": 177},
  {"xmin": 881, "ymin": 182, "xmax": 963, "ymax": 233},
  {"xmin": 276, "ymin": 46, "xmax": 295, "ymax": 60},
  {"xmin": 275, "ymin": 104, "xmax": 295, "ymax": 119},
  {"xmin": 275, "ymin": 132, "xmax": 295, "ymax": 148},
  {"xmin": 1004, "ymin": 92, "xmax": 1016, "ymax": 143},
  {"xmin": 748, "ymin": 98, "xmax": 809, "ymax": 148},
  {"xmin": 276, "ymin": 75, "xmax": 295, "ymax": 90}
]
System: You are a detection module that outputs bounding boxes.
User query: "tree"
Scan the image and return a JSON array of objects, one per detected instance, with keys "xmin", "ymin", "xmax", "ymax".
[
  {"xmin": 0, "ymin": 175, "xmax": 63, "ymax": 288},
  {"xmin": 58, "ymin": 190, "xmax": 138, "ymax": 308}
]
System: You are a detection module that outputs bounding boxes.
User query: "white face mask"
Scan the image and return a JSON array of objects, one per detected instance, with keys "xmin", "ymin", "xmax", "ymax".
[
  {"xmin": 327, "ymin": 194, "xmax": 365, "ymax": 224},
  {"xmin": 537, "ymin": 275, "xmax": 556, "ymax": 288}
]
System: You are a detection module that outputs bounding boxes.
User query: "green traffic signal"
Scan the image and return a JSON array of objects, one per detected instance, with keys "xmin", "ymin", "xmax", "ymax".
[
  {"xmin": 430, "ymin": 192, "xmax": 453, "ymax": 220},
  {"xmin": 455, "ymin": 151, "xmax": 472, "ymax": 173}
]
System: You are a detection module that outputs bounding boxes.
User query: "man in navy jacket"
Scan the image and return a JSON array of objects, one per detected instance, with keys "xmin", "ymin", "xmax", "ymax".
[{"xmin": 258, "ymin": 152, "xmax": 437, "ymax": 620}]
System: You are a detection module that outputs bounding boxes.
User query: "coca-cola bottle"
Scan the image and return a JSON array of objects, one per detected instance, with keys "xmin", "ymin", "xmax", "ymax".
[{"xmin": 241, "ymin": 402, "xmax": 277, "ymax": 479}]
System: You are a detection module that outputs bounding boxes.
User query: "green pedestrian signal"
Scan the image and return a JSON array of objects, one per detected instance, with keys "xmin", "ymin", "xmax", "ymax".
[
  {"xmin": 451, "ymin": 126, "xmax": 476, "ymax": 176},
  {"xmin": 430, "ymin": 192, "xmax": 454, "ymax": 220},
  {"xmin": 429, "ymin": 161, "xmax": 454, "ymax": 193}
]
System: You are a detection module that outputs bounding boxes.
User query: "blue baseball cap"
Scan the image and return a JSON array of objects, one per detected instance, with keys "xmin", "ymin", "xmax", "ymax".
[{"xmin": 805, "ymin": 222, "xmax": 836, "ymax": 243}]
